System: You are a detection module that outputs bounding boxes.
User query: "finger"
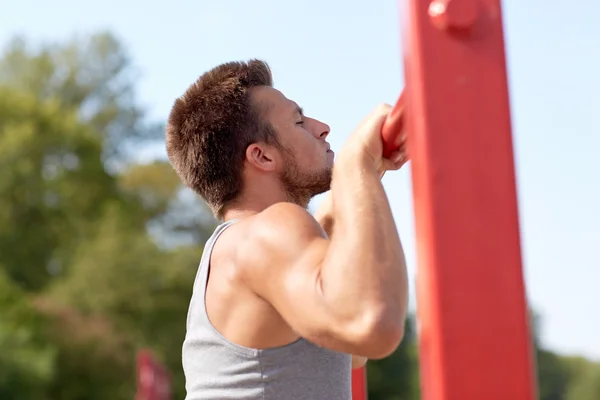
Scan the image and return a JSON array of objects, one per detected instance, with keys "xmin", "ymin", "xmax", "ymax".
[
  {"xmin": 393, "ymin": 151, "xmax": 405, "ymax": 164},
  {"xmin": 385, "ymin": 151, "xmax": 409, "ymax": 170},
  {"xmin": 398, "ymin": 131, "xmax": 407, "ymax": 146},
  {"xmin": 374, "ymin": 103, "xmax": 393, "ymax": 115},
  {"xmin": 384, "ymin": 150, "xmax": 404, "ymax": 163},
  {"xmin": 395, "ymin": 153, "xmax": 407, "ymax": 168},
  {"xmin": 380, "ymin": 157, "xmax": 403, "ymax": 172},
  {"xmin": 374, "ymin": 104, "xmax": 395, "ymax": 134}
]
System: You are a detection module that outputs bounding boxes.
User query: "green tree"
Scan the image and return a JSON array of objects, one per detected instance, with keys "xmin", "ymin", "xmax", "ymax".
[
  {"xmin": 0, "ymin": 270, "xmax": 56, "ymax": 399},
  {"xmin": 565, "ymin": 361, "xmax": 600, "ymax": 400},
  {"xmin": 0, "ymin": 87, "xmax": 116, "ymax": 290},
  {"xmin": 536, "ymin": 348, "xmax": 570, "ymax": 400},
  {"xmin": 0, "ymin": 31, "xmax": 212, "ymax": 399},
  {"xmin": 0, "ymin": 85, "xmax": 144, "ymax": 399},
  {"xmin": 0, "ymin": 32, "xmax": 211, "ymax": 290},
  {"xmin": 48, "ymin": 202, "xmax": 203, "ymax": 399},
  {"xmin": 531, "ymin": 310, "xmax": 572, "ymax": 400},
  {"xmin": 0, "ymin": 32, "xmax": 162, "ymax": 164},
  {"xmin": 34, "ymin": 297, "xmax": 136, "ymax": 400},
  {"xmin": 119, "ymin": 160, "xmax": 216, "ymax": 247}
]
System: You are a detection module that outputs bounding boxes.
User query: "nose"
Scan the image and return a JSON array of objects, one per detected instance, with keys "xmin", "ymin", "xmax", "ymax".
[{"xmin": 311, "ymin": 118, "xmax": 330, "ymax": 140}]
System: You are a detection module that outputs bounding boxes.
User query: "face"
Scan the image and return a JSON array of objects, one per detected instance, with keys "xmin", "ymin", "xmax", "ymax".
[{"xmin": 252, "ymin": 86, "xmax": 334, "ymax": 205}]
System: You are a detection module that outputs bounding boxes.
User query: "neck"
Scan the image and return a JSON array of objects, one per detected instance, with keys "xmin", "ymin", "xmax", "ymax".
[{"xmin": 222, "ymin": 180, "xmax": 310, "ymax": 222}]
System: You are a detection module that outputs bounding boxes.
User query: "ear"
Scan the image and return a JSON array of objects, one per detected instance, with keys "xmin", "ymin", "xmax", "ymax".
[{"xmin": 245, "ymin": 143, "xmax": 278, "ymax": 172}]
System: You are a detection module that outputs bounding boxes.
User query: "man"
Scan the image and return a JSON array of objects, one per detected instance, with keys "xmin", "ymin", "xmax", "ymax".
[{"xmin": 166, "ymin": 59, "xmax": 409, "ymax": 400}]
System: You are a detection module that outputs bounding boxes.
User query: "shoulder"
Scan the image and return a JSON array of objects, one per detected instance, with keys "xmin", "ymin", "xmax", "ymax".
[
  {"xmin": 236, "ymin": 202, "xmax": 328, "ymax": 278},
  {"xmin": 249, "ymin": 202, "xmax": 326, "ymax": 243}
]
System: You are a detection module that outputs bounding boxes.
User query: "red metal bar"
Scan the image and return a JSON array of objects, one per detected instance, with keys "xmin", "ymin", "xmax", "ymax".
[
  {"xmin": 351, "ymin": 367, "xmax": 368, "ymax": 400},
  {"xmin": 393, "ymin": 0, "xmax": 536, "ymax": 399}
]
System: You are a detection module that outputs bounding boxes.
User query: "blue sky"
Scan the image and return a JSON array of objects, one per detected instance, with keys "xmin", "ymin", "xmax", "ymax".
[{"xmin": 2, "ymin": 0, "xmax": 598, "ymax": 360}]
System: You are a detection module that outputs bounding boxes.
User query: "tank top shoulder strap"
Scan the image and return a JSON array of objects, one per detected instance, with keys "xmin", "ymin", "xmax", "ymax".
[
  {"xmin": 187, "ymin": 219, "xmax": 239, "ymax": 329},
  {"xmin": 197, "ymin": 219, "xmax": 239, "ymax": 292}
]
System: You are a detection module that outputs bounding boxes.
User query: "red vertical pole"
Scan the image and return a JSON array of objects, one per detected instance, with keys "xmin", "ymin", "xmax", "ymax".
[
  {"xmin": 399, "ymin": 0, "xmax": 536, "ymax": 399},
  {"xmin": 351, "ymin": 367, "xmax": 367, "ymax": 400}
]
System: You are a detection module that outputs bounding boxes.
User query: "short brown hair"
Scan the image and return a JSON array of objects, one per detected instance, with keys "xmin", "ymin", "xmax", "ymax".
[{"xmin": 166, "ymin": 60, "xmax": 279, "ymax": 218}]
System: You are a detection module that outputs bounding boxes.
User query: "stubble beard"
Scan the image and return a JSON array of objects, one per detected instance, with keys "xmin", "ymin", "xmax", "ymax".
[{"xmin": 279, "ymin": 155, "xmax": 332, "ymax": 209}]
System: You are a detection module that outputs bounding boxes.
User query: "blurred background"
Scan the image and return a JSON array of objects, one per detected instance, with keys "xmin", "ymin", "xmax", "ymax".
[{"xmin": 0, "ymin": 0, "xmax": 598, "ymax": 399}]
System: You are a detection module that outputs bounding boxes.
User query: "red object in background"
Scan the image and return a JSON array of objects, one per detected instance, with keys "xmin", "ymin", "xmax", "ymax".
[
  {"xmin": 351, "ymin": 367, "xmax": 368, "ymax": 400},
  {"xmin": 399, "ymin": 0, "xmax": 536, "ymax": 399},
  {"xmin": 135, "ymin": 350, "xmax": 172, "ymax": 400}
]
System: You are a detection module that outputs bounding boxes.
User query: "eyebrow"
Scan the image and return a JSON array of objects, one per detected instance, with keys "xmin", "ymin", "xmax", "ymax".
[{"xmin": 294, "ymin": 105, "xmax": 304, "ymax": 116}]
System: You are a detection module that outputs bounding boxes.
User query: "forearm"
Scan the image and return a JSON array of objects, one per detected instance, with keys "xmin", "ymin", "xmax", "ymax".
[
  {"xmin": 319, "ymin": 153, "xmax": 408, "ymax": 331},
  {"xmin": 314, "ymin": 171, "xmax": 385, "ymax": 238}
]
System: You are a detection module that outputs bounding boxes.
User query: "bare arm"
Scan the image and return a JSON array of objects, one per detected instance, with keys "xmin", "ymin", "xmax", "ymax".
[
  {"xmin": 313, "ymin": 177, "xmax": 381, "ymax": 365},
  {"xmin": 314, "ymin": 134, "xmax": 405, "ymax": 237},
  {"xmin": 314, "ymin": 168, "xmax": 400, "ymax": 363},
  {"xmin": 241, "ymin": 106, "xmax": 409, "ymax": 359},
  {"xmin": 313, "ymin": 169, "xmax": 389, "ymax": 237},
  {"xmin": 312, "ymin": 166, "xmax": 403, "ymax": 365}
]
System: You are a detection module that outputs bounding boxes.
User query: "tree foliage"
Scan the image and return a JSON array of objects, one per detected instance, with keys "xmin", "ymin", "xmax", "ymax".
[
  {"xmin": 0, "ymin": 32, "xmax": 161, "ymax": 163},
  {"xmin": 0, "ymin": 271, "xmax": 55, "ymax": 399},
  {"xmin": 0, "ymin": 31, "xmax": 205, "ymax": 399}
]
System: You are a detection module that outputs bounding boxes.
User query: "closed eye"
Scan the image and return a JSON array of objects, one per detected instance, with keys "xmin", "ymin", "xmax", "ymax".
[{"xmin": 296, "ymin": 120, "xmax": 304, "ymax": 125}]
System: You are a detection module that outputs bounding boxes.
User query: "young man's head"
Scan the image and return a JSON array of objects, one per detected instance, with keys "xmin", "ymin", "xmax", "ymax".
[{"xmin": 166, "ymin": 60, "xmax": 334, "ymax": 219}]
